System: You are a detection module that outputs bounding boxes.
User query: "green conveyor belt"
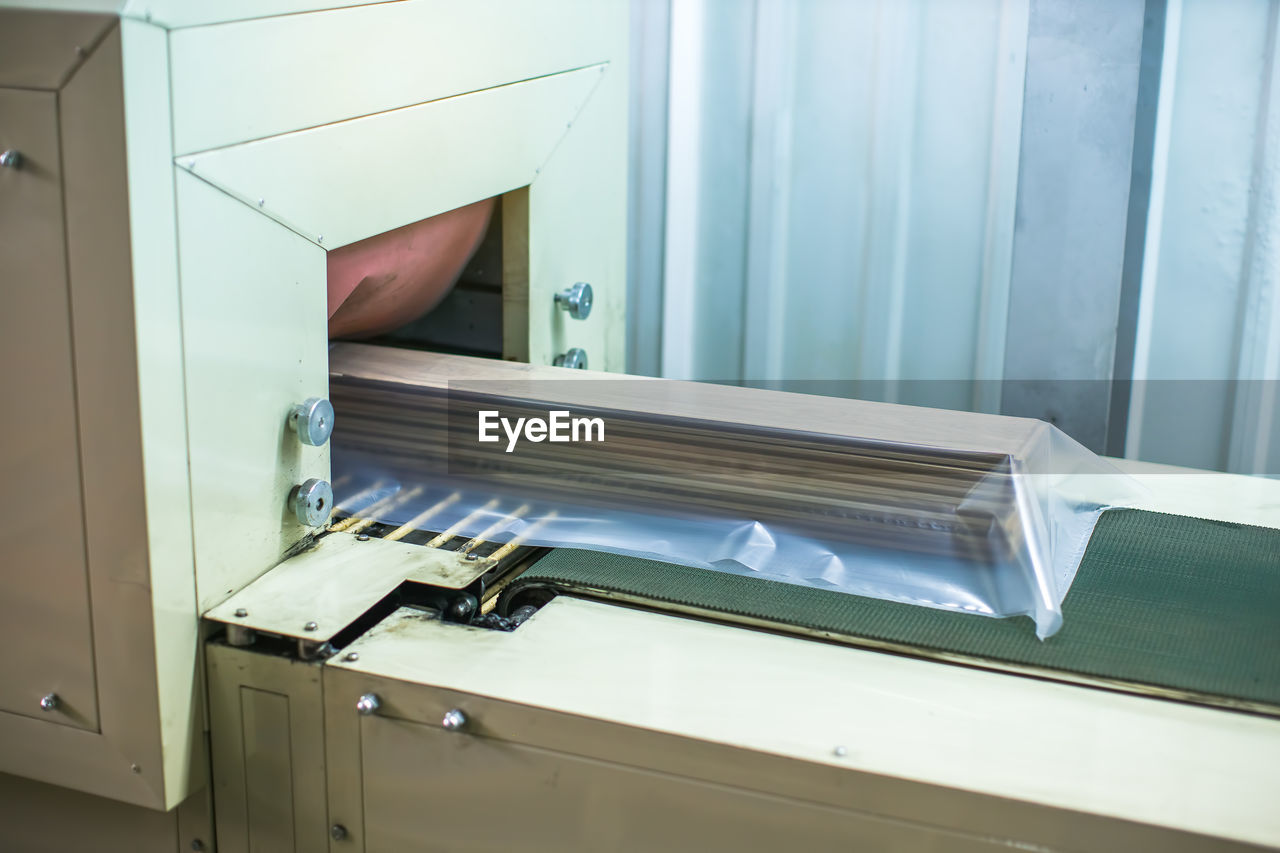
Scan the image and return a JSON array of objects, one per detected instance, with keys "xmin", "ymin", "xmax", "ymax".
[{"xmin": 507, "ymin": 509, "xmax": 1280, "ymax": 711}]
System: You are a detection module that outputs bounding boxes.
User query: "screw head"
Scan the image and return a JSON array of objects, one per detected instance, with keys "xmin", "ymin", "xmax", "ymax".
[
  {"xmin": 39, "ymin": 693, "xmax": 59, "ymax": 712},
  {"xmin": 441, "ymin": 708, "xmax": 468, "ymax": 731},
  {"xmin": 330, "ymin": 824, "xmax": 349, "ymax": 841},
  {"xmin": 304, "ymin": 621, "xmax": 318, "ymax": 632},
  {"xmin": 257, "ymin": 198, "xmax": 265, "ymax": 207},
  {"xmin": 130, "ymin": 763, "xmax": 141, "ymax": 774},
  {"xmin": 191, "ymin": 840, "xmax": 205, "ymax": 851},
  {"xmin": 833, "ymin": 745, "xmax": 848, "ymax": 758},
  {"xmin": 0, "ymin": 149, "xmax": 23, "ymax": 169},
  {"xmin": 356, "ymin": 693, "xmax": 380, "ymax": 715},
  {"xmin": 234, "ymin": 607, "xmax": 248, "ymax": 618},
  {"xmin": 463, "ymin": 552, "xmax": 479, "ymax": 562},
  {"xmin": 356, "ymin": 533, "xmax": 370, "ymax": 542},
  {"xmin": 344, "ymin": 651, "xmax": 359, "ymax": 662}
]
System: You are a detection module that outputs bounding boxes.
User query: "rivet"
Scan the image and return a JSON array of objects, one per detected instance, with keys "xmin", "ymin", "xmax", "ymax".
[
  {"xmin": 356, "ymin": 693, "xmax": 380, "ymax": 715},
  {"xmin": 191, "ymin": 840, "xmax": 205, "ymax": 851},
  {"xmin": 304, "ymin": 621, "xmax": 318, "ymax": 632},
  {"xmin": 330, "ymin": 824, "xmax": 349, "ymax": 841},
  {"xmin": 356, "ymin": 534, "xmax": 370, "ymax": 542},
  {"xmin": 464, "ymin": 552, "xmax": 479, "ymax": 562},
  {"xmin": 257, "ymin": 198, "xmax": 265, "ymax": 207},
  {"xmin": 833, "ymin": 745, "xmax": 848, "ymax": 758},
  {"xmin": 234, "ymin": 608, "xmax": 248, "ymax": 618},
  {"xmin": 39, "ymin": 693, "xmax": 59, "ymax": 712},
  {"xmin": 344, "ymin": 652, "xmax": 359, "ymax": 662},
  {"xmin": 130, "ymin": 763, "xmax": 141, "ymax": 774},
  {"xmin": 317, "ymin": 235, "xmax": 324, "ymax": 243}
]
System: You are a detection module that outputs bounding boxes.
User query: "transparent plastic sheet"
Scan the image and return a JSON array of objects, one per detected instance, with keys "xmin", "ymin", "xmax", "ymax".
[{"xmin": 327, "ymin": 369, "xmax": 1143, "ymax": 638}]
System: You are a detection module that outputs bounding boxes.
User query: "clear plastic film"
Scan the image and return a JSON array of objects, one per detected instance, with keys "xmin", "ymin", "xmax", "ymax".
[{"xmin": 327, "ymin": 364, "xmax": 1142, "ymax": 638}]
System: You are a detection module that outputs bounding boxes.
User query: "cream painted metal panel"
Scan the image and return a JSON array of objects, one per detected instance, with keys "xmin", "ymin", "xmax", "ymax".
[
  {"xmin": 358, "ymin": 714, "xmax": 1004, "ymax": 852},
  {"xmin": 0, "ymin": 771, "xmax": 182, "ymax": 853},
  {"xmin": 182, "ymin": 66, "xmax": 607, "ymax": 250},
  {"xmin": 118, "ymin": 16, "xmax": 204, "ymax": 808},
  {"xmin": 527, "ymin": 2, "xmax": 629, "ymax": 370},
  {"xmin": 208, "ymin": 643, "xmax": 328, "ymax": 853},
  {"xmin": 167, "ymin": 0, "xmax": 624, "ymax": 154},
  {"xmin": 205, "ymin": 532, "xmax": 495, "ymax": 643},
  {"xmin": 175, "ymin": 171, "xmax": 329, "ymax": 612},
  {"xmin": 0, "ymin": 87, "xmax": 99, "ymax": 729},
  {"xmin": 332, "ymin": 600, "xmax": 1280, "ymax": 848},
  {"xmin": 0, "ymin": 21, "xmax": 197, "ymax": 810}
]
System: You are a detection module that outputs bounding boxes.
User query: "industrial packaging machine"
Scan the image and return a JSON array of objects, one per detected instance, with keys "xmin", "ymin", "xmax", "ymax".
[{"xmin": 1, "ymin": 2, "xmax": 1278, "ymax": 852}]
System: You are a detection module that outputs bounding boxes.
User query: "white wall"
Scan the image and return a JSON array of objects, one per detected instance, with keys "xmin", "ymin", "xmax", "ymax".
[
  {"xmin": 635, "ymin": 0, "xmax": 1280, "ymax": 474},
  {"xmin": 659, "ymin": 0, "xmax": 1028, "ymax": 417},
  {"xmin": 1127, "ymin": 0, "xmax": 1280, "ymax": 475}
]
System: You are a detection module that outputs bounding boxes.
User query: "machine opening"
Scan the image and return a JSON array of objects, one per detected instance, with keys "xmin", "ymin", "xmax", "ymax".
[{"xmin": 326, "ymin": 188, "xmax": 530, "ymax": 362}]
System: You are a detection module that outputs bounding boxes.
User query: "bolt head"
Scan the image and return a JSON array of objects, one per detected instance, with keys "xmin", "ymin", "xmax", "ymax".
[
  {"xmin": 39, "ymin": 693, "xmax": 58, "ymax": 712},
  {"xmin": 356, "ymin": 533, "xmax": 370, "ymax": 542},
  {"xmin": 463, "ymin": 552, "xmax": 479, "ymax": 562},
  {"xmin": 330, "ymin": 824, "xmax": 349, "ymax": 841},
  {"xmin": 441, "ymin": 708, "xmax": 468, "ymax": 731},
  {"xmin": 304, "ymin": 621, "xmax": 318, "ymax": 632},
  {"xmin": 289, "ymin": 397, "xmax": 335, "ymax": 447},
  {"xmin": 344, "ymin": 651, "xmax": 359, "ymax": 662},
  {"xmin": 356, "ymin": 693, "xmax": 380, "ymax": 715},
  {"xmin": 191, "ymin": 840, "xmax": 205, "ymax": 851},
  {"xmin": 555, "ymin": 281, "xmax": 594, "ymax": 320},
  {"xmin": 234, "ymin": 607, "xmax": 248, "ymax": 618},
  {"xmin": 833, "ymin": 745, "xmax": 848, "ymax": 758},
  {"xmin": 289, "ymin": 478, "xmax": 333, "ymax": 527}
]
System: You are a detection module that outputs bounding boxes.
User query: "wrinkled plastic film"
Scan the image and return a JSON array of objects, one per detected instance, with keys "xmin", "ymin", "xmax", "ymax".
[{"xmin": 328, "ymin": 375, "xmax": 1142, "ymax": 638}]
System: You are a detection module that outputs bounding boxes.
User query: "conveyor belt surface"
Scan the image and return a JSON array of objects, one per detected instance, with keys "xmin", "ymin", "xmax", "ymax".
[{"xmin": 504, "ymin": 509, "xmax": 1280, "ymax": 714}]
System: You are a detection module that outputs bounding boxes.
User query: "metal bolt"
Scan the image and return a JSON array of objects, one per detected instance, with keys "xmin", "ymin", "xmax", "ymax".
[
  {"xmin": 317, "ymin": 235, "xmax": 324, "ymax": 244},
  {"xmin": 833, "ymin": 745, "xmax": 848, "ymax": 758},
  {"xmin": 191, "ymin": 840, "xmax": 205, "ymax": 851},
  {"xmin": 463, "ymin": 552, "xmax": 478, "ymax": 562},
  {"xmin": 344, "ymin": 651, "xmax": 359, "ymax": 662},
  {"xmin": 234, "ymin": 607, "xmax": 248, "ymax": 618},
  {"xmin": 0, "ymin": 149, "xmax": 22, "ymax": 169},
  {"xmin": 257, "ymin": 198, "xmax": 265, "ymax": 207},
  {"xmin": 330, "ymin": 824, "xmax": 349, "ymax": 842},
  {"xmin": 130, "ymin": 763, "xmax": 141, "ymax": 774},
  {"xmin": 553, "ymin": 348, "xmax": 588, "ymax": 370},
  {"xmin": 441, "ymin": 708, "xmax": 468, "ymax": 731},
  {"xmin": 288, "ymin": 397, "xmax": 335, "ymax": 447},
  {"xmin": 356, "ymin": 533, "xmax": 370, "ymax": 542},
  {"xmin": 304, "ymin": 621, "xmax": 318, "ymax": 632},
  {"xmin": 355, "ymin": 693, "xmax": 380, "ymax": 715},
  {"xmin": 554, "ymin": 281, "xmax": 593, "ymax": 320},
  {"xmin": 39, "ymin": 693, "xmax": 59, "ymax": 712},
  {"xmin": 288, "ymin": 478, "xmax": 333, "ymax": 527}
]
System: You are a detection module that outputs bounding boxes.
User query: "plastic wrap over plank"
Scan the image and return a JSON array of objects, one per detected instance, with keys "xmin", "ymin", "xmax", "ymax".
[{"xmin": 327, "ymin": 345, "xmax": 1141, "ymax": 637}]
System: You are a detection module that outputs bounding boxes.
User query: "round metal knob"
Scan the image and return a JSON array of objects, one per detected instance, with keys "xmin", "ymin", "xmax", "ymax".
[
  {"xmin": 39, "ymin": 693, "xmax": 59, "ymax": 712},
  {"xmin": 355, "ymin": 693, "xmax": 381, "ymax": 715},
  {"xmin": 553, "ymin": 348, "xmax": 588, "ymax": 370},
  {"xmin": 288, "ymin": 478, "xmax": 332, "ymax": 527},
  {"xmin": 330, "ymin": 824, "xmax": 349, "ymax": 842},
  {"xmin": 441, "ymin": 708, "xmax": 468, "ymax": 731},
  {"xmin": 0, "ymin": 149, "xmax": 22, "ymax": 169},
  {"xmin": 554, "ymin": 282, "xmax": 593, "ymax": 320},
  {"xmin": 288, "ymin": 397, "xmax": 334, "ymax": 447}
]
